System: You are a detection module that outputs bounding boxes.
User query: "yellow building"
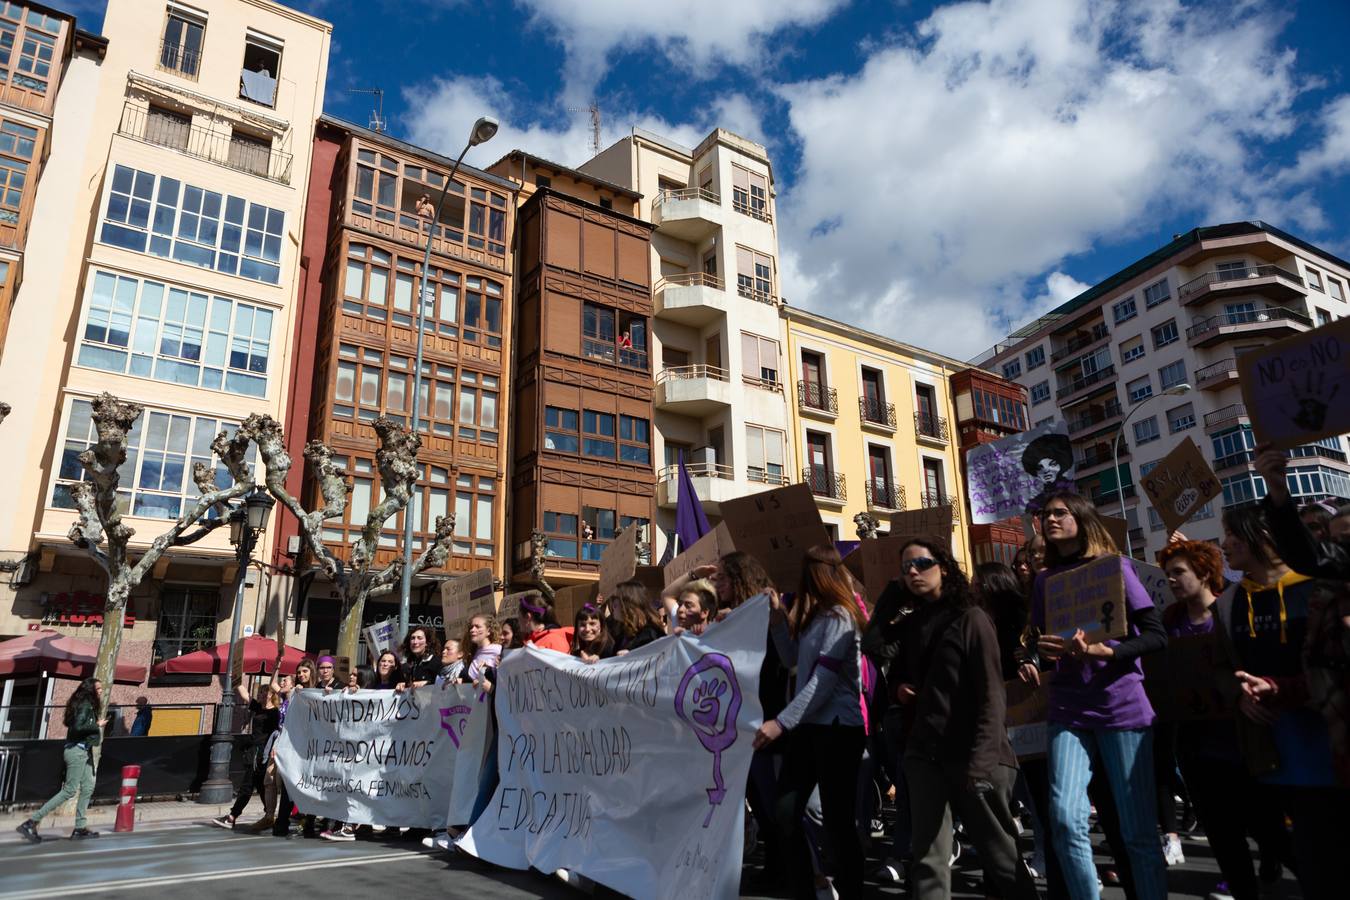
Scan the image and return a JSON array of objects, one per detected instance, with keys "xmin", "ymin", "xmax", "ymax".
[{"xmin": 782, "ymin": 306, "xmax": 973, "ymax": 566}]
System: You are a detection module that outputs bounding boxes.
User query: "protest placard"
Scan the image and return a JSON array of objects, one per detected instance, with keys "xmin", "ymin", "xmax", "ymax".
[
  {"xmin": 889, "ymin": 505, "xmax": 953, "ymax": 549},
  {"xmin": 553, "ymin": 582, "xmax": 599, "ymax": 626},
  {"xmin": 663, "ymin": 522, "xmax": 733, "ymax": 587},
  {"xmin": 1140, "ymin": 437, "xmax": 1222, "ymax": 534},
  {"xmin": 1004, "ymin": 680, "xmax": 1049, "ymax": 760},
  {"xmin": 1102, "ymin": 514, "xmax": 1129, "ymax": 554},
  {"xmin": 1043, "ymin": 555, "xmax": 1127, "ymax": 641},
  {"xmin": 1142, "ymin": 633, "xmax": 1234, "ymax": 722},
  {"xmin": 598, "ymin": 523, "xmax": 641, "ymax": 596},
  {"xmin": 859, "ymin": 534, "xmax": 912, "ymax": 601},
  {"xmin": 458, "ymin": 598, "xmax": 767, "ymax": 899},
  {"xmin": 632, "ymin": 565, "xmax": 666, "ymax": 599},
  {"xmin": 497, "ymin": 590, "xmax": 536, "ymax": 625},
  {"xmin": 362, "ymin": 619, "xmax": 397, "ymax": 661},
  {"xmin": 1237, "ymin": 317, "xmax": 1350, "ymax": 450},
  {"xmin": 440, "ymin": 568, "xmax": 495, "ymax": 641},
  {"xmin": 965, "ymin": 421, "xmax": 1075, "ymax": 524},
  {"xmin": 1132, "ymin": 560, "xmax": 1175, "ymax": 611},
  {"xmin": 719, "ymin": 483, "xmax": 831, "ymax": 591}
]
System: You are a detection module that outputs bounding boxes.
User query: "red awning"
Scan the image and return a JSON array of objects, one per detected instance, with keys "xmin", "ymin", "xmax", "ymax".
[
  {"xmin": 0, "ymin": 630, "xmax": 147, "ymax": 684},
  {"xmin": 150, "ymin": 634, "xmax": 309, "ymax": 679}
]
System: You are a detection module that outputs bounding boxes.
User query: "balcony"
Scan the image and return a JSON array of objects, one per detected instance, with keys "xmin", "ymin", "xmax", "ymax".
[
  {"xmin": 1178, "ymin": 265, "xmax": 1305, "ymax": 307},
  {"xmin": 1067, "ymin": 399, "xmax": 1123, "ymax": 439},
  {"xmin": 117, "ymin": 102, "xmax": 292, "ymax": 185},
  {"xmin": 1214, "ymin": 449, "xmax": 1255, "ymax": 473},
  {"xmin": 797, "ymin": 381, "xmax": 838, "ymax": 419},
  {"xmin": 803, "ymin": 468, "xmax": 846, "ymax": 506},
  {"xmin": 657, "ymin": 461, "xmax": 737, "ymax": 512},
  {"xmin": 1051, "ymin": 324, "xmax": 1111, "ymax": 366},
  {"xmin": 914, "ymin": 412, "xmax": 949, "ymax": 445},
  {"xmin": 1076, "ymin": 442, "xmax": 1127, "ymax": 477},
  {"xmin": 1195, "ymin": 358, "xmax": 1239, "ymax": 391},
  {"xmin": 859, "ymin": 396, "xmax": 897, "ymax": 431},
  {"xmin": 1204, "ymin": 403, "xmax": 1250, "ymax": 433},
  {"xmin": 1186, "ymin": 306, "xmax": 1311, "ymax": 348},
  {"xmin": 654, "ymin": 273, "xmax": 727, "ymax": 327},
  {"xmin": 655, "ymin": 365, "xmax": 733, "ymax": 417},
  {"xmin": 866, "ymin": 481, "xmax": 906, "ymax": 511},
  {"xmin": 1090, "ymin": 484, "xmax": 1136, "ymax": 505},
  {"xmin": 746, "ymin": 467, "xmax": 791, "ymax": 487},
  {"xmin": 919, "ymin": 491, "xmax": 960, "ymax": 522},
  {"xmin": 1056, "ymin": 365, "xmax": 1116, "ymax": 405},
  {"xmin": 652, "ymin": 187, "xmax": 721, "ymax": 242}
]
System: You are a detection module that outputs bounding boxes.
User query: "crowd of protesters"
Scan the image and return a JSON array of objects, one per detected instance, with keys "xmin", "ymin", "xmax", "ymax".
[{"xmin": 17, "ymin": 442, "xmax": 1350, "ymax": 900}]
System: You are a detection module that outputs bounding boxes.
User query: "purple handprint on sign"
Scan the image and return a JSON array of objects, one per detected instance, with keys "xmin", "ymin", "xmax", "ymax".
[
  {"xmin": 438, "ymin": 704, "xmax": 472, "ymax": 749},
  {"xmin": 675, "ymin": 653, "xmax": 742, "ymax": 827}
]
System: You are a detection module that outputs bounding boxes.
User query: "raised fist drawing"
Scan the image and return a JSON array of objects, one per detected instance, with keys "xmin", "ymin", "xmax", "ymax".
[{"xmin": 1288, "ymin": 369, "xmax": 1340, "ymax": 431}]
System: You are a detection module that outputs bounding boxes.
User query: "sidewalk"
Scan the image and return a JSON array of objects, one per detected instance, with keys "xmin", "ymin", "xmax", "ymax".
[{"xmin": 0, "ymin": 798, "xmax": 232, "ymax": 835}]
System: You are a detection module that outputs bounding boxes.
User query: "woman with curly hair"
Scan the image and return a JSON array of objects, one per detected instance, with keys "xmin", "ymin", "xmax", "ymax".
[
  {"xmin": 607, "ymin": 580, "xmax": 665, "ymax": 653},
  {"xmin": 16, "ymin": 678, "xmax": 109, "ymax": 842},
  {"xmin": 398, "ymin": 625, "xmax": 441, "ymax": 689}
]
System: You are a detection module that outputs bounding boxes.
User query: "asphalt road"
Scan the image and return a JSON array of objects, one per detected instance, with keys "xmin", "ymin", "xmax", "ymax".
[{"xmin": 0, "ymin": 818, "xmax": 1303, "ymax": 899}]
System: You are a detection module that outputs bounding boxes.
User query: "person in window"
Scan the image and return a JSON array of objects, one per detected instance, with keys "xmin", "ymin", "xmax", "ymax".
[
  {"xmin": 16, "ymin": 678, "xmax": 109, "ymax": 843},
  {"xmin": 571, "ymin": 604, "xmax": 615, "ymax": 662},
  {"xmin": 415, "ymin": 193, "xmax": 434, "ymax": 219},
  {"xmin": 618, "ymin": 330, "xmax": 633, "ymax": 350},
  {"xmin": 582, "ymin": 521, "xmax": 595, "ymax": 541},
  {"xmin": 517, "ymin": 593, "xmax": 573, "ymax": 654},
  {"xmin": 397, "ymin": 626, "xmax": 441, "ymax": 689}
]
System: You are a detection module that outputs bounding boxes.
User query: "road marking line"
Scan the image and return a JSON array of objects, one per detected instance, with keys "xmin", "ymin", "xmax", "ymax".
[
  {"xmin": 0, "ymin": 849, "xmax": 427, "ymax": 898},
  {"xmin": 14, "ymin": 834, "xmax": 255, "ymax": 859}
]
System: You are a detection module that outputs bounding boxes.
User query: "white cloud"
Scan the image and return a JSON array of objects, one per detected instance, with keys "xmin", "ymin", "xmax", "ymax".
[
  {"xmin": 775, "ymin": 0, "xmax": 1313, "ymax": 359},
  {"xmin": 1285, "ymin": 94, "xmax": 1350, "ymax": 183}
]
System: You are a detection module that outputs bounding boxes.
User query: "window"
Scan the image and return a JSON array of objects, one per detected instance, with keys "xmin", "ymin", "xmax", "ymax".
[
  {"xmin": 227, "ymin": 129, "xmax": 271, "ymax": 178},
  {"xmin": 867, "ymin": 445, "xmax": 895, "ymax": 507},
  {"xmin": 1133, "ymin": 416, "xmax": 1160, "ymax": 444},
  {"xmin": 544, "ymin": 407, "xmax": 579, "ymax": 453},
  {"xmin": 1127, "ymin": 376, "xmax": 1152, "ymax": 403},
  {"xmin": 453, "ymin": 369, "xmax": 499, "ymax": 444},
  {"xmin": 1143, "ymin": 279, "xmax": 1170, "ymax": 308},
  {"xmin": 1034, "ymin": 416, "xmax": 1055, "ymax": 427},
  {"xmin": 1119, "ymin": 336, "xmax": 1144, "ymax": 364},
  {"xmin": 1112, "ymin": 297, "xmax": 1137, "ymax": 323},
  {"xmin": 1159, "ymin": 359, "xmax": 1187, "ymax": 390},
  {"xmin": 598, "ymin": 197, "xmax": 612, "ymax": 210},
  {"xmin": 1328, "ymin": 278, "xmax": 1345, "ymax": 302},
  {"xmin": 1147, "ymin": 507, "xmax": 1165, "ymax": 532},
  {"xmin": 76, "ymin": 271, "xmax": 271, "ymax": 397},
  {"xmin": 462, "ymin": 275, "xmax": 505, "ymax": 349},
  {"xmin": 152, "ymin": 586, "xmax": 219, "ymax": 668},
  {"xmin": 239, "ymin": 33, "xmax": 281, "ymax": 107},
  {"xmin": 1081, "ymin": 347, "xmax": 1111, "ymax": 377},
  {"xmin": 449, "ymin": 473, "xmax": 496, "ymax": 559},
  {"xmin": 1221, "ymin": 472, "xmax": 1267, "ymax": 507},
  {"xmin": 1215, "ymin": 260, "xmax": 1247, "ymax": 278},
  {"xmin": 740, "ymin": 332, "xmax": 780, "ymax": 388},
  {"xmin": 160, "ymin": 9, "xmax": 204, "ymax": 78},
  {"xmin": 1213, "ymin": 426, "xmax": 1257, "ymax": 468},
  {"xmin": 922, "ymin": 458, "xmax": 946, "ymax": 505},
  {"xmin": 145, "ymin": 106, "xmax": 191, "ymax": 151},
  {"xmin": 582, "ymin": 302, "xmax": 646, "ymax": 370},
  {"xmin": 1001, "ymin": 359, "xmax": 1021, "ymax": 379},
  {"xmin": 1151, "ymin": 319, "xmax": 1179, "ymax": 348},
  {"xmin": 618, "ymin": 414, "xmax": 650, "ymax": 464},
  {"xmin": 0, "ymin": 5, "xmax": 60, "ymax": 94},
  {"xmin": 1316, "ymin": 308, "xmax": 1332, "ymax": 327},
  {"xmin": 542, "ymin": 510, "xmax": 578, "ymax": 559},
  {"xmin": 735, "ymin": 246, "xmax": 773, "ymax": 302},
  {"xmin": 100, "ymin": 165, "xmax": 284, "ymax": 285},
  {"xmin": 1306, "ymin": 267, "xmax": 1323, "ymax": 292},
  {"xmin": 731, "ymin": 165, "xmax": 769, "ymax": 221},
  {"xmin": 1025, "ymin": 346, "xmax": 1045, "ymax": 369},
  {"xmin": 467, "ymin": 186, "xmax": 508, "ymax": 256},
  {"xmin": 0, "ymin": 119, "xmax": 36, "ymax": 225},
  {"xmin": 745, "ymin": 424, "xmax": 786, "ymax": 484},
  {"xmin": 1224, "ymin": 301, "xmax": 1258, "ymax": 323},
  {"xmin": 332, "ymin": 343, "xmax": 384, "ymax": 422},
  {"xmin": 1285, "ymin": 465, "xmax": 1350, "ymax": 502},
  {"xmin": 1030, "ymin": 380, "xmax": 1050, "ymax": 405},
  {"xmin": 972, "ymin": 388, "xmax": 1028, "ymax": 429},
  {"xmin": 1167, "ymin": 403, "xmax": 1196, "ymax": 433},
  {"xmin": 576, "ymin": 507, "xmax": 617, "ymax": 561},
  {"xmin": 582, "ymin": 410, "xmax": 616, "ymax": 459}
]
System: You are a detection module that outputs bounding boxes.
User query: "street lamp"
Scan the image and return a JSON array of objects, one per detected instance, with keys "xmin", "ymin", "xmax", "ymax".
[
  {"xmin": 199, "ymin": 486, "xmax": 275, "ymax": 804},
  {"xmin": 1112, "ymin": 382, "xmax": 1192, "ymax": 557},
  {"xmin": 398, "ymin": 115, "xmax": 498, "ymax": 641}
]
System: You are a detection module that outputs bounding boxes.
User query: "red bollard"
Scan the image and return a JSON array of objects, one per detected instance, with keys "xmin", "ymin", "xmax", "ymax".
[{"xmin": 114, "ymin": 765, "xmax": 141, "ymax": 832}]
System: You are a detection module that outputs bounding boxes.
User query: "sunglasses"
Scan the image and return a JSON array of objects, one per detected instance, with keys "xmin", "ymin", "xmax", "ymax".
[
  {"xmin": 1042, "ymin": 508, "xmax": 1073, "ymax": 519},
  {"xmin": 901, "ymin": 557, "xmax": 939, "ymax": 574}
]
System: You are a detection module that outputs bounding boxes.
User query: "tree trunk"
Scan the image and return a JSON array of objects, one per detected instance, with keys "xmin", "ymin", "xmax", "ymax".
[
  {"xmin": 335, "ymin": 587, "xmax": 364, "ymax": 664},
  {"xmin": 89, "ymin": 580, "xmax": 130, "ymax": 771}
]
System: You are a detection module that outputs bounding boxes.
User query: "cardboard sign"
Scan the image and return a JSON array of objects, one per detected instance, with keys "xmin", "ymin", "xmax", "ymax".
[
  {"xmin": 1004, "ymin": 679, "xmax": 1048, "ymax": 728},
  {"xmin": 1237, "ymin": 316, "xmax": 1350, "ymax": 450},
  {"xmin": 229, "ymin": 636, "xmax": 246, "ymax": 687},
  {"xmin": 1043, "ymin": 555, "xmax": 1127, "ymax": 642},
  {"xmin": 631, "ymin": 565, "xmax": 666, "ymax": 600},
  {"xmin": 598, "ymin": 523, "xmax": 641, "ymax": 596},
  {"xmin": 965, "ymin": 420, "xmax": 1076, "ymax": 524},
  {"xmin": 1102, "ymin": 514, "xmax": 1129, "ymax": 554},
  {"xmin": 1140, "ymin": 437, "xmax": 1222, "ymax": 534},
  {"xmin": 1143, "ymin": 633, "xmax": 1234, "ymax": 722},
  {"xmin": 858, "ymin": 534, "xmax": 914, "ymax": 602},
  {"xmin": 496, "ymin": 591, "xmax": 533, "ymax": 624},
  {"xmin": 663, "ymin": 522, "xmax": 734, "ymax": 587},
  {"xmin": 553, "ymin": 583, "xmax": 600, "ymax": 627},
  {"xmin": 719, "ymin": 483, "xmax": 832, "ymax": 592},
  {"xmin": 440, "ymin": 568, "xmax": 496, "ymax": 641},
  {"xmin": 889, "ymin": 505, "xmax": 953, "ymax": 549},
  {"xmin": 362, "ymin": 619, "xmax": 398, "ymax": 661},
  {"xmin": 1132, "ymin": 560, "xmax": 1175, "ymax": 611}
]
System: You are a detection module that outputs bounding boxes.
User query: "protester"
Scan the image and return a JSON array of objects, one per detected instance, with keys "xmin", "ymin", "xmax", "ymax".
[
  {"xmin": 1254, "ymin": 446, "xmax": 1350, "ymax": 580},
  {"xmin": 252, "ymin": 672, "xmax": 291, "ymax": 833},
  {"xmin": 315, "ymin": 656, "xmax": 340, "ymax": 690},
  {"xmin": 369, "ymin": 650, "xmax": 401, "ymax": 689},
  {"xmin": 571, "ymin": 604, "xmax": 615, "ymax": 661},
  {"xmin": 607, "ymin": 580, "xmax": 665, "ymax": 653},
  {"xmin": 437, "ymin": 640, "xmax": 465, "ymax": 685},
  {"xmin": 1027, "ymin": 491, "xmax": 1169, "ymax": 900},
  {"xmin": 16, "ymin": 678, "xmax": 108, "ymax": 842},
  {"xmin": 398, "ymin": 625, "xmax": 441, "ymax": 688},
  {"xmin": 460, "ymin": 614, "xmax": 503, "ymax": 682},
  {"xmin": 212, "ymin": 681, "xmax": 282, "ymax": 830},
  {"xmin": 499, "ymin": 619, "xmax": 518, "ymax": 652},
  {"xmin": 517, "ymin": 592, "xmax": 572, "ymax": 653},
  {"xmin": 973, "ymin": 562, "xmax": 1029, "ymax": 681},
  {"xmin": 675, "ymin": 578, "xmax": 717, "ymax": 635},
  {"xmin": 753, "ymin": 545, "xmax": 866, "ymax": 900},
  {"xmin": 1301, "ymin": 503, "xmax": 1333, "ymax": 543}
]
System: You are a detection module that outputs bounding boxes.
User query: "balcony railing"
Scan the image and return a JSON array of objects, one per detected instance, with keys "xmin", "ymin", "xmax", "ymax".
[
  {"xmin": 1186, "ymin": 306, "xmax": 1310, "ymax": 341},
  {"xmin": 118, "ymin": 102, "xmax": 292, "ymax": 185},
  {"xmin": 859, "ymin": 396, "xmax": 897, "ymax": 428},
  {"xmin": 659, "ymin": 461, "xmax": 734, "ymax": 482},
  {"xmin": 157, "ymin": 39, "xmax": 201, "ymax": 80},
  {"xmin": 914, "ymin": 412, "xmax": 949, "ymax": 442},
  {"xmin": 1090, "ymin": 484, "xmax": 1137, "ymax": 504},
  {"xmin": 1178, "ymin": 264, "xmax": 1304, "ymax": 301},
  {"xmin": 655, "ymin": 186, "xmax": 720, "ymax": 206},
  {"xmin": 656, "ymin": 364, "xmax": 729, "ymax": 384},
  {"xmin": 736, "ymin": 279, "xmax": 776, "ymax": 305},
  {"xmin": 866, "ymin": 482, "xmax": 905, "ymax": 511},
  {"xmin": 1204, "ymin": 403, "xmax": 1248, "ymax": 430},
  {"xmin": 747, "ymin": 466, "xmax": 791, "ymax": 486},
  {"xmin": 1056, "ymin": 365, "xmax": 1115, "ymax": 401},
  {"xmin": 1067, "ymin": 400, "xmax": 1123, "ymax": 435},
  {"xmin": 1195, "ymin": 359, "xmax": 1238, "ymax": 385},
  {"xmin": 1077, "ymin": 443, "xmax": 1124, "ymax": 469},
  {"xmin": 732, "ymin": 196, "xmax": 772, "ymax": 223},
  {"xmin": 659, "ymin": 272, "xmax": 724, "ymax": 291},
  {"xmin": 797, "ymin": 381, "xmax": 838, "ymax": 414},
  {"xmin": 919, "ymin": 491, "xmax": 959, "ymax": 521},
  {"xmin": 1214, "ymin": 450, "xmax": 1255, "ymax": 471},
  {"xmin": 803, "ymin": 467, "xmax": 846, "ymax": 501},
  {"xmin": 1050, "ymin": 324, "xmax": 1111, "ymax": 363}
]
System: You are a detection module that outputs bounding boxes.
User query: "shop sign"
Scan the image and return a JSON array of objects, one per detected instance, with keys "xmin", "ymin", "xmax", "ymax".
[{"xmin": 37, "ymin": 591, "xmax": 135, "ymax": 628}]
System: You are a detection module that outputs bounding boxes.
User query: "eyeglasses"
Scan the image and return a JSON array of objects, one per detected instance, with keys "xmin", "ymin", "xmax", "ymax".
[
  {"xmin": 901, "ymin": 557, "xmax": 939, "ymax": 574},
  {"xmin": 1042, "ymin": 508, "xmax": 1073, "ymax": 519},
  {"xmin": 318, "ymin": 665, "xmax": 334, "ymax": 670}
]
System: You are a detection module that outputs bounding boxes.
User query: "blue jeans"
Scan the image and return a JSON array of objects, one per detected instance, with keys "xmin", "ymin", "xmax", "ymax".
[{"xmin": 1048, "ymin": 723, "xmax": 1168, "ymax": 900}]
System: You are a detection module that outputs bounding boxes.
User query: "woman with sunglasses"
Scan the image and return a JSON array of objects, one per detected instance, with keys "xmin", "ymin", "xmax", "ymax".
[{"xmin": 1027, "ymin": 491, "xmax": 1168, "ymax": 900}]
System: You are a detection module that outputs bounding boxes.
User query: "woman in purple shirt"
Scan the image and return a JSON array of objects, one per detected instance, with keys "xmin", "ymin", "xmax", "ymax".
[{"xmin": 1026, "ymin": 491, "xmax": 1168, "ymax": 900}]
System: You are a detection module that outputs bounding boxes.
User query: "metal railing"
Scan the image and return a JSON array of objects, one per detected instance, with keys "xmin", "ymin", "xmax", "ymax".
[
  {"xmin": 1067, "ymin": 400, "xmax": 1123, "ymax": 434},
  {"xmin": 657, "ymin": 364, "xmax": 729, "ymax": 384},
  {"xmin": 659, "ymin": 461, "xmax": 734, "ymax": 482},
  {"xmin": 866, "ymin": 482, "xmax": 905, "ymax": 510},
  {"xmin": 659, "ymin": 272, "xmax": 725, "ymax": 291},
  {"xmin": 582, "ymin": 338, "xmax": 649, "ymax": 371},
  {"xmin": 747, "ymin": 466, "xmax": 791, "ymax": 486},
  {"xmin": 732, "ymin": 196, "xmax": 772, "ymax": 223},
  {"xmin": 736, "ymin": 280, "xmax": 776, "ymax": 305},
  {"xmin": 914, "ymin": 412, "xmax": 949, "ymax": 442},
  {"xmin": 118, "ymin": 102, "xmax": 292, "ymax": 185},
  {"xmin": 803, "ymin": 468, "xmax": 846, "ymax": 501},
  {"xmin": 919, "ymin": 491, "xmax": 959, "ymax": 520},
  {"xmin": 1056, "ymin": 365, "xmax": 1115, "ymax": 400},
  {"xmin": 0, "ymin": 702, "xmax": 219, "ymax": 740},
  {"xmin": 655, "ymin": 186, "xmax": 720, "ymax": 206},
  {"xmin": 1077, "ymin": 442, "xmax": 1123, "ymax": 469},
  {"xmin": 797, "ymin": 381, "xmax": 838, "ymax": 414},
  {"xmin": 1050, "ymin": 324, "xmax": 1110, "ymax": 363},
  {"xmin": 1213, "ymin": 450, "xmax": 1255, "ymax": 471},
  {"xmin": 1186, "ymin": 306, "xmax": 1310, "ymax": 341},
  {"xmin": 1195, "ymin": 359, "xmax": 1238, "ymax": 384},
  {"xmin": 1090, "ymin": 485, "xmax": 1136, "ymax": 504},
  {"xmin": 860, "ymin": 396, "xmax": 897, "ymax": 428},
  {"xmin": 156, "ymin": 39, "xmax": 201, "ymax": 80},
  {"xmin": 1178, "ymin": 264, "xmax": 1303, "ymax": 301},
  {"xmin": 1204, "ymin": 403, "xmax": 1248, "ymax": 430}
]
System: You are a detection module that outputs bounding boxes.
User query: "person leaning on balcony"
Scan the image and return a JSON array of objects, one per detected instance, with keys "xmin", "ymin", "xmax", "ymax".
[
  {"xmin": 1253, "ymin": 445, "xmax": 1350, "ymax": 581},
  {"xmin": 16, "ymin": 678, "xmax": 110, "ymax": 843}
]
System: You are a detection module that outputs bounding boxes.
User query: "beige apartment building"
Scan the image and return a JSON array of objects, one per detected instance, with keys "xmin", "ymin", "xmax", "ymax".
[
  {"xmin": 984, "ymin": 221, "xmax": 1350, "ymax": 560},
  {"xmin": 0, "ymin": 0, "xmax": 330, "ymax": 733},
  {"xmin": 581, "ymin": 128, "xmax": 796, "ymax": 557}
]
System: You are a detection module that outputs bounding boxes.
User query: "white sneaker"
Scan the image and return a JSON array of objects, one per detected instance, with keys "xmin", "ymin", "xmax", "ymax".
[
  {"xmin": 554, "ymin": 869, "xmax": 595, "ymax": 892},
  {"xmin": 321, "ymin": 825, "xmax": 355, "ymax": 842},
  {"xmin": 1163, "ymin": 834, "xmax": 1185, "ymax": 866},
  {"xmin": 420, "ymin": 830, "xmax": 444, "ymax": 849}
]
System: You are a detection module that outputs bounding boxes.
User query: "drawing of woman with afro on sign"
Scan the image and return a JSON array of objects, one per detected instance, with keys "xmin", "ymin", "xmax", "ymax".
[{"xmin": 1021, "ymin": 432, "xmax": 1077, "ymax": 517}]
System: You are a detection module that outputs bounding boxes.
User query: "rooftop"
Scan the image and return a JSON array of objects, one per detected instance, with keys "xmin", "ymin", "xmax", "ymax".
[
  {"xmin": 488, "ymin": 149, "xmax": 643, "ymax": 200},
  {"xmin": 781, "ymin": 304, "xmax": 974, "ymax": 373},
  {"xmin": 318, "ymin": 115, "xmax": 519, "ymax": 193}
]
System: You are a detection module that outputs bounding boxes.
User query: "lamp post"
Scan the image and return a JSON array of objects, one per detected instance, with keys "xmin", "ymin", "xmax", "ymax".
[
  {"xmin": 398, "ymin": 115, "xmax": 498, "ymax": 642},
  {"xmin": 199, "ymin": 487, "xmax": 275, "ymax": 804},
  {"xmin": 1112, "ymin": 382, "xmax": 1192, "ymax": 557}
]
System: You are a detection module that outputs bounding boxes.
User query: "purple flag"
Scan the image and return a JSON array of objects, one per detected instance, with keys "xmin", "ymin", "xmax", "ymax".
[{"xmin": 674, "ymin": 451, "xmax": 712, "ymax": 553}]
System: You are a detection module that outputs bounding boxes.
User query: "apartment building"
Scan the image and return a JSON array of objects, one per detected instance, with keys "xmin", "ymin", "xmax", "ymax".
[
  {"xmin": 949, "ymin": 367, "xmax": 1030, "ymax": 565},
  {"xmin": 0, "ymin": 0, "xmax": 330, "ymax": 722},
  {"xmin": 984, "ymin": 221, "xmax": 1350, "ymax": 559},
  {"xmin": 782, "ymin": 307, "xmax": 974, "ymax": 565},
  {"xmin": 580, "ymin": 128, "xmax": 794, "ymax": 557},
  {"xmin": 282, "ymin": 117, "xmax": 517, "ymax": 654},
  {"xmin": 488, "ymin": 153, "xmax": 656, "ymax": 586}
]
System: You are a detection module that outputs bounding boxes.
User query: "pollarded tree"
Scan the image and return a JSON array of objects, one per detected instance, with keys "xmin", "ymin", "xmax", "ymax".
[{"xmin": 241, "ymin": 413, "xmax": 454, "ymax": 662}]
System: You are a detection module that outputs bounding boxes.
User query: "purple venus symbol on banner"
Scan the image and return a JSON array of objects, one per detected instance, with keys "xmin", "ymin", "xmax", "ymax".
[
  {"xmin": 438, "ymin": 705, "xmax": 473, "ymax": 749},
  {"xmin": 675, "ymin": 653, "xmax": 742, "ymax": 827}
]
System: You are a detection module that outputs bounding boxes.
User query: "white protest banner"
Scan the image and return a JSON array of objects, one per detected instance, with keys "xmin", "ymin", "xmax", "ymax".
[
  {"xmin": 1238, "ymin": 317, "xmax": 1350, "ymax": 450},
  {"xmin": 458, "ymin": 597, "xmax": 768, "ymax": 899},
  {"xmin": 965, "ymin": 421, "xmax": 1075, "ymax": 524},
  {"xmin": 273, "ymin": 682, "xmax": 491, "ymax": 828},
  {"xmin": 363, "ymin": 619, "xmax": 397, "ymax": 661}
]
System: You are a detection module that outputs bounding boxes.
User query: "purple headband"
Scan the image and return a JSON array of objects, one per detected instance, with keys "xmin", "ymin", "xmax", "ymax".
[
  {"xmin": 580, "ymin": 602, "xmax": 599, "ymax": 615},
  {"xmin": 519, "ymin": 599, "xmax": 546, "ymax": 616},
  {"xmin": 317, "ymin": 655, "xmax": 336, "ymax": 666}
]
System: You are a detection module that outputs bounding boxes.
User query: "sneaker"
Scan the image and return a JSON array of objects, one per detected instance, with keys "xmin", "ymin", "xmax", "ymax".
[
  {"xmin": 948, "ymin": 839, "xmax": 962, "ymax": 868},
  {"xmin": 209, "ymin": 815, "xmax": 235, "ymax": 830},
  {"xmin": 246, "ymin": 815, "xmax": 274, "ymax": 832},
  {"xmin": 814, "ymin": 876, "xmax": 839, "ymax": 900},
  {"xmin": 15, "ymin": 820, "xmax": 39, "ymax": 844},
  {"xmin": 1207, "ymin": 882, "xmax": 1236, "ymax": 900},
  {"xmin": 873, "ymin": 860, "xmax": 905, "ymax": 884},
  {"xmin": 421, "ymin": 831, "xmax": 445, "ymax": 849},
  {"xmin": 321, "ymin": 825, "xmax": 356, "ymax": 842},
  {"xmin": 554, "ymin": 868, "xmax": 595, "ymax": 892},
  {"xmin": 1164, "ymin": 834, "xmax": 1186, "ymax": 866},
  {"xmin": 71, "ymin": 828, "xmax": 99, "ymax": 839}
]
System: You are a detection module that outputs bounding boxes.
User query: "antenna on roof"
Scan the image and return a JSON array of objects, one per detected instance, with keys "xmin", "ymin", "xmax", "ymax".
[
  {"xmin": 349, "ymin": 87, "xmax": 386, "ymax": 133},
  {"xmin": 566, "ymin": 102, "xmax": 602, "ymax": 156}
]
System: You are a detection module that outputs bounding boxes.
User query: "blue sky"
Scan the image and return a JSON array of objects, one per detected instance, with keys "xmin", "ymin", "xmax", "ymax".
[{"xmin": 74, "ymin": 1, "xmax": 1350, "ymax": 359}]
